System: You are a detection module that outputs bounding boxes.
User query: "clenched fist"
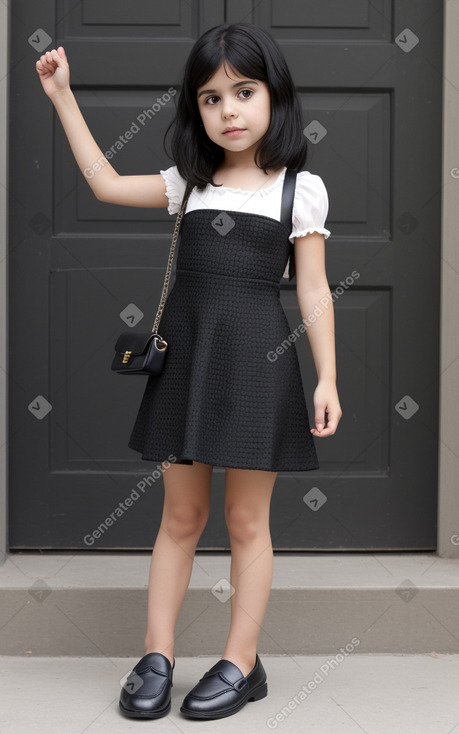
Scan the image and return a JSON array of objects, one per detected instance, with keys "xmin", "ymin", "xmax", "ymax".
[{"xmin": 36, "ymin": 46, "xmax": 70, "ymax": 98}]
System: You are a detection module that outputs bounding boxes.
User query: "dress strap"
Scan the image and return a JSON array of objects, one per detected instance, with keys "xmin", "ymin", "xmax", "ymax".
[
  {"xmin": 280, "ymin": 168, "xmax": 298, "ymax": 281},
  {"xmin": 280, "ymin": 168, "xmax": 297, "ymax": 228}
]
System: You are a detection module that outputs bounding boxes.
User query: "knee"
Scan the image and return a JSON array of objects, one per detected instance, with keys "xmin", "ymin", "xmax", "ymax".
[
  {"xmin": 161, "ymin": 503, "xmax": 209, "ymax": 543},
  {"xmin": 225, "ymin": 504, "xmax": 263, "ymax": 544}
]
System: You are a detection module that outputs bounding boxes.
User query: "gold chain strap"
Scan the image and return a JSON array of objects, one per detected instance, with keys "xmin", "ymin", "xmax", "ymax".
[{"xmin": 152, "ymin": 191, "xmax": 190, "ymax": 334}]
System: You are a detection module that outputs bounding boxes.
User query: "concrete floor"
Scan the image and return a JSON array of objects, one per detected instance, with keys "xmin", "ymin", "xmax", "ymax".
[{"xmin": 1, "ymin": 653, "xmax": 458, "ymax": 733}]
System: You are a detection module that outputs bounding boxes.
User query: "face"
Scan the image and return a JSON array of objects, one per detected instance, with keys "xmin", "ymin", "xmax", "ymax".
[{"xmin": 196, "ymin": 63, "xmax": 271, "ymax": 157}]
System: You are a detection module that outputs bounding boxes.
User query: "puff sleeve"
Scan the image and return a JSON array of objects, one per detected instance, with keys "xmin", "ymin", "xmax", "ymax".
[
  {"xmin": 282, "ymin": 172, "xmax": 331, "ymax": 279},
  {"xmin": 160, "ymin": 165, "xmax": 187, "ymax": 215}
]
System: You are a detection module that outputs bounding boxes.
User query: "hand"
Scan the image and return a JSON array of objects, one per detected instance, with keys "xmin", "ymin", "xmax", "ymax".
[
  {"xmin": 35, "ymin": 46, "xmax": 70, "ymax": 99},
  {"xmin": 310, "ymin": 379, "xmax": 342, "ymax": 437}
]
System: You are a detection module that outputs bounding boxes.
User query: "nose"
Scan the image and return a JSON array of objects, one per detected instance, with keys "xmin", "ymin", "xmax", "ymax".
[{"xmin": 221, "ymin": 95, "xmax": 238, "ymax": 119}]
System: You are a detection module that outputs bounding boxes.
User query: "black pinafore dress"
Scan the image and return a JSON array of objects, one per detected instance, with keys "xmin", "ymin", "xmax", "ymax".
[{"xmin": 128, "ymin": 170, "xmax": 319, "ymax": 472}]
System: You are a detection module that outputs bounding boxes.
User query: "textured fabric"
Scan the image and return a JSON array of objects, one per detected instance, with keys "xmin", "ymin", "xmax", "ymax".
[
  {"xmin": 160, "ymin": 165, "xmax": 331, "ymax": 279},
  {"xmin": 128, "ymin": 203, "xmax": 319, "ymax": 472}
]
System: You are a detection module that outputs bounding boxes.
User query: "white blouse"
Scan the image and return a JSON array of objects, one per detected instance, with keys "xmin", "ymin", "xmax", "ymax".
[{"xmin": 160, "ymin": 165, "xmax": 331, "ymax": 279}]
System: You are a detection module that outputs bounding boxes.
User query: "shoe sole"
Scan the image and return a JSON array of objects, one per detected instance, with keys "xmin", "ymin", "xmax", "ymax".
[
  {"xmin": 180, "ymin": 680, "xmax": 268, "ymax": 719},
  {"xmin": 119, "ymin": 698, "xmax": 171, "ymax": 719}
]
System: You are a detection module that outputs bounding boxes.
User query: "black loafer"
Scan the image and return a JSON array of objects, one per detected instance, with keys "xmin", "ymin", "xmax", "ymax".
[
  {"xmin": 180, "ymin": 654, "xmax": 267, "ymax": 719},
  {"xmin": 119, "ymin": 652, "xmax": 175, "ymax": 718}
]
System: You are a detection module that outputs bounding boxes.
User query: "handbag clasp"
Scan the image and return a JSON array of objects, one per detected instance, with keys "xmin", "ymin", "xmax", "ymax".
[{"xmin": 122, "ymin": 350, "xmax": 132, "ymax": 364}]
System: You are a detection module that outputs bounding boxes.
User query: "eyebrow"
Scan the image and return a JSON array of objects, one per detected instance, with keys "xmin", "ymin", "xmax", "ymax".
[{"xmin": 197, "ymin": 80, "xmax": 259, "ymax": 99}]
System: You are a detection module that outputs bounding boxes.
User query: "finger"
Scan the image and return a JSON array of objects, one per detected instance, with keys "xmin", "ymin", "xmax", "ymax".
[
  {"xmin": 50, "ymin": 49, "xmax": 62, "ymax": 65},
  {"xmin": 310, "ymin": 412, "xmax": 340, "ymax": 437},
  {"xmin": 324, "ymin": 415, "xmax": 338, "ymax": 433},
  {"xmin": 310, "ymin": 425, "xmax": 335, "ymax": 437},
  {"xmin": 314, "ymin": 408, "xmax": 326, "ymax": 433},
  {"xmin": 51, "ymin": 47, "xmax": 68, "ymax": 68},
  {"xmin": 39, "ymin": 51, "xmax": 53, "ymax": 71},
  {"xmin": 326, "ymin": 410, "xmax": 342, "ymax": 429},
  {"xmin": 37, "ymin": 55, "xmax": 51, "ymax": 73}
]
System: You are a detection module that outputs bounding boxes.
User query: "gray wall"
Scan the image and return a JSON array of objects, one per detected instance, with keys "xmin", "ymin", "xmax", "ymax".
[
  {"xmin": 0, "ymin": 0, "xmax": 8, "ymax": 564},
  {"xmin": 437, "ymin": 2, "xmax": 459, "ymax": 557}
]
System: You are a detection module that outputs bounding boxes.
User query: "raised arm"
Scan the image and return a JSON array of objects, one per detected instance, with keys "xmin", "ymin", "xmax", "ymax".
[{"xmin": 35, "ymin": 47, "xmax": 169, "ymax": 209}]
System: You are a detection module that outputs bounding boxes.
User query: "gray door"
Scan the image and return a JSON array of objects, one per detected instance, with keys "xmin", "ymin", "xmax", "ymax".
[{"xmin": 9, "ymin": 0, "xmax": 441, "ymax": 550}]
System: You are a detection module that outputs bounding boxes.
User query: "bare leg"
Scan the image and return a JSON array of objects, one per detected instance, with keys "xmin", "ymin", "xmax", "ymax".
[
  {"xmin": 221, "ymin": 467, "xmax": 277, "ymax": 677},
  {"xmin": 144, "ymin": 460, "xmax": 213, "ymax": 666}
]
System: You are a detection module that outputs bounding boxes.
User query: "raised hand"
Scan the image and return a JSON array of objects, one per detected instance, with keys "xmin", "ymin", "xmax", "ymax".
[
  {"xmin": 33, "ymin": 44, "xmax": 170, "ymax": 208},
  {"xmin": 36, "ymin": 46, "xmax": 70, "ymax": 98}
]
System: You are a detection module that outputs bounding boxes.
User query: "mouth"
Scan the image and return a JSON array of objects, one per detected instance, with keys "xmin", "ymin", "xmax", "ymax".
[{"xmin": 222, "ymin": 127, "xmax": 246, "ymax": 137}]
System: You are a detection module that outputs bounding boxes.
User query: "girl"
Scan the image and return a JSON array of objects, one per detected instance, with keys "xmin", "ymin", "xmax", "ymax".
[{"xmin": 36, "ymin": 22, "xmax": 342, "ymax": 721}]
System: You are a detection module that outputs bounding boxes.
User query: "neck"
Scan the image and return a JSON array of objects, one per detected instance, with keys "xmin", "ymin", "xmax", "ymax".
[{"xmin": 221, "ymin": 143, "xmax": 265, "ymax": 171}]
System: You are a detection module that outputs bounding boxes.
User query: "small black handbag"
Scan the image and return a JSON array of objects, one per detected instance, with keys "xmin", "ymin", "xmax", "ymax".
[{"xmin": 111, "ymin": 189, "xmax": 190, "ymax": 376}]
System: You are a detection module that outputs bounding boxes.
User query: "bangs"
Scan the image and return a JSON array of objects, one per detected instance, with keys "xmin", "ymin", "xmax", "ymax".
[
  {"xmin": 185, "ymin": 28, "xmax": 269, "ymax": 117},
  {"xmin": 191, "ymin": 35, "xmax": 268, "ymax": 93}
]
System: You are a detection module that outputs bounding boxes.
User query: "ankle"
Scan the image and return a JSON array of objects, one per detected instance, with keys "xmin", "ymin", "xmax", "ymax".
[
  {"xmin": 221, "ymin": 649, "xmax": 257, "ymax": 676},
  {"xmin": 144, "ymin": 645, "xmax": 174, "ymax": 668}
]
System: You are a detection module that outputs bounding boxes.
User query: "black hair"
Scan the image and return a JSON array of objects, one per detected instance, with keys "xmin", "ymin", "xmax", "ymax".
[{"xmin": 163, "ymin": 22, "xmax": 308, "ymax": 197}]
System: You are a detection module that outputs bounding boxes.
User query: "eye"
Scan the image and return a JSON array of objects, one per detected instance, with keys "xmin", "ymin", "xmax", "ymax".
[{"xmin": 202, "ymin": 89, "xmax": 254, "ymax": 105}]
